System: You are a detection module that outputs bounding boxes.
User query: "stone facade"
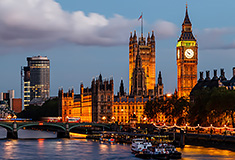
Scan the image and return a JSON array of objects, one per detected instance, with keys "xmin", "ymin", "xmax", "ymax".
[
  {"xmin": 176, "ymin": 6, "xmax": 198, "ymax": 98},
  {"xmin": 129, "ymin": 31, "xmax": 156, "ymax": 95},
  {"xmin": 58, "ymin": 87, "xmax": 92, "ymax": 122}
]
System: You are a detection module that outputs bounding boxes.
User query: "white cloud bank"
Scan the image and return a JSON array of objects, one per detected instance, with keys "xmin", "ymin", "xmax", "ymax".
[
  {"xmin": 1, "ymin": 0, "xmax": 233, "ymax": 52},
  {"xmin": 0, "ymin": 0, "xmax": 179, "ymax": 50},
  {"xmin": 0, "ymin": 0, "xmax": 138, "ymax": 48},
  {"xmin": 153, "ymin": 20, "xmax": 178, "ymax": 39}
]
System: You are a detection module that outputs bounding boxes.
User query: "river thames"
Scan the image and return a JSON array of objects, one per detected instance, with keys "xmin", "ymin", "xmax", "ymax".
[{"xmin": 0, "ymin": 128, "xmax": 235, "ymax": 160}]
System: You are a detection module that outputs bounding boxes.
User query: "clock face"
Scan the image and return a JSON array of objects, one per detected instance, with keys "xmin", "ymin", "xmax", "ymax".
[{"xmin": 184, "ymin": 49, "xmax": 194, "ymax": 59}]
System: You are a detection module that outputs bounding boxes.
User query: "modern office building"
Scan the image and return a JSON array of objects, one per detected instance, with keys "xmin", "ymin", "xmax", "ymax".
[{"xmin": 23, "ymin": 56, "xmax": 50, "ymax": 107}]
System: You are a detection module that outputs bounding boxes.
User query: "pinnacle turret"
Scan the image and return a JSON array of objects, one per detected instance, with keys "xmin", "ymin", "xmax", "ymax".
[
  {"xmin": 151, "ymin": 30, "xmax": 155, "ymax": 41},
  {"xmin": 129, "ymin": 32, "xmax": 133, "ymax": 42},
  {"xmin": 182, "ymin": 5, "xmax": 191, "ymax": 25},
  {"xmin": 178, "ymin": 5, "xmax": 196, "ymax": 41}
]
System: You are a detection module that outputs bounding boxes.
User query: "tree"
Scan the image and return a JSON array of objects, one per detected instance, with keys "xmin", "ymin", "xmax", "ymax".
[
  {"xmin": 144, "ymin": 94, "xmax": 189, "ymax": 125},
  {"xmin": 144, "ymin": 100, "xmax": 161, "ymax": 121},
  {"xmin": 190, "ymin": 87, "xmax": 235, "ymax": 127},
  {"xmin": 161, "ymin": 94, "xmax": 189, "ymax": 125},
  {"xmin": 189, "ymin": 88, "xmax": 211, "ymax": 126},
  {"xmin": 17, "ymin": 98, "xmax": 59, "ymax": 120},
  {"xmin": 207, "ymin": 88, "xmax": 235, "ymax": 128}
]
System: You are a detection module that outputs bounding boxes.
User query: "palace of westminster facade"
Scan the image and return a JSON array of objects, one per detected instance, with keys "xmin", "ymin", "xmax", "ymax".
[{"xmin": 58, "ymin": 6, "xmax": 198, "ymax": 123}]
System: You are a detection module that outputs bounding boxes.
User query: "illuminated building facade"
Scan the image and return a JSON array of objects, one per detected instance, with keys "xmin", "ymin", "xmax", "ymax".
[
  {"xmin": 23, "ymin": 56, "xmax": 50, "ymax": 107},
  {"xmin": 113, "ymin": 73, "xmax": 163, "ymax": 123},
  {"xmin": 176, "ymin": 6, "xmax": 198, "ymax": 98},
  {"xmin": 130, "ymin": 48, "xmax": 147, "ymax": 96},
  {"xmin": 91, "ymin": 74, "xmax": 114, "ymax": 122},
  {"xmin": 58, "ymin": 27, "xmax": 164, "ymax": 123},
  {"xmin": 58, "ymin": 87, "xmax": 92, "ymax": 122},
  {"xmin": 58, "ymin": 74, "xmax": 113, "ymax": 123},
  {"xmin": 129, "ymin": 31, "xmax": 156, "ymax": 95},
  {"xmin": 58, "ymin": 71, "xmax": 163, "ymax": 123},
  {"xmin": 113, "ymin": 96, "xmax": 150, "ymax": 123}
]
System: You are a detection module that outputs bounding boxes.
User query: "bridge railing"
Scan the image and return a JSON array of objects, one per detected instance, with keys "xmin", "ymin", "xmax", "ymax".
[{"xmin": 153, "ymin": 123, "xmax": 235, "ymax": 136}]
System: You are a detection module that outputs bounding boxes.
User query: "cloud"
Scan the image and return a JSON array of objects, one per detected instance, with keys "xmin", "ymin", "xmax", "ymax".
[
  {"xmin": 0, "ymin": 0, "xmax": 138, "ymax": 50},
  {"xmin": 195, "ymin": 27, "xmax": 235, "ymax": 50},
  {"xmin": 152, "ymin": 20, "xmax": 178, "ymax": 39}
]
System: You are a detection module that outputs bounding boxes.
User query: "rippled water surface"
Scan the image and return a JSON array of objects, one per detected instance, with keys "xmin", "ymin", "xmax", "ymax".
[{"xmin": 0, "ymin": 128, "xmax": 235, "ymax": 160}]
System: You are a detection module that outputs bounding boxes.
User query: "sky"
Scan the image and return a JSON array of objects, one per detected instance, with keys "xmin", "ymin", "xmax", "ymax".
[{"xmin": 0, "ymin": 0, "xmax": 235, "ymax": 98}]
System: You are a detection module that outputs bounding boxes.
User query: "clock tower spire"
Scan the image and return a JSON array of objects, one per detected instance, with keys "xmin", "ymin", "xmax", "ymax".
[{"xmin": 176, "ymin": 5, "xmax": 198, "ymax": 98}]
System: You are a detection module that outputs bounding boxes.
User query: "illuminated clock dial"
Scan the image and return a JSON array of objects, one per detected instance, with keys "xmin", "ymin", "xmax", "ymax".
[{"xmin": 184, "ymin": 49, "xmax": 194, "ymax": 59}]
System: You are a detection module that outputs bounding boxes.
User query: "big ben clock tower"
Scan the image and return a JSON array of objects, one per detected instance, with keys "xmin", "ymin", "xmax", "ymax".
[{"xmin": 176, "ymin": 5, "xmax": 198, "ymax": 98}]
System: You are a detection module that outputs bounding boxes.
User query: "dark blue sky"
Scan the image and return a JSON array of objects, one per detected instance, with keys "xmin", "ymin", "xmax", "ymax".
[{"xmin": 0, "ymin": 0, "xmax": 235, "ymax": 97}]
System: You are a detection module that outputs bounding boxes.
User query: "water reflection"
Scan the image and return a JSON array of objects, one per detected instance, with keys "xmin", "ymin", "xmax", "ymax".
[
  {"xmin": 3, "ymin": 140, "xmax": 18, "ymax": 159},
  {"xmin": 55, "ymin": 141, "xmax": 63, "ymax": 152},
  {"xmin": 0, "ymin": 129, "xmax": 235, "ymax": 160},
  {"xmin": 18, "ymin": 129, "xmax": 57, "ymax": 139},
  {"xmin": 0, "ymin": 127, "xmax": 7, "ymax": 139},
  {"xmin": 178, "ymin": 145, "xmax": 235, "ymax": 160}
]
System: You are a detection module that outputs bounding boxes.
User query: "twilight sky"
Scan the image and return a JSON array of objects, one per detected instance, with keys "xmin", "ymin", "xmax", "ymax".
[{"xmin": 0, "ymin": 0, "xmax": 235, "ymax": 97}]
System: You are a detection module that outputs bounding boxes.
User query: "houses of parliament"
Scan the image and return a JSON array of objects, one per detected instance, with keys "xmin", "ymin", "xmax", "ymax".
[{"xmin": 58, "ymin": 6, "xmax": 198, "ymax": 123}]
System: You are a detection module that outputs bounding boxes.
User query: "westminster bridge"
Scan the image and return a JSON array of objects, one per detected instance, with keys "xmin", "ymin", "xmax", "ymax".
[{"xmin": 0, "ymin": 121, "xmax": 110, "ymax": 139}]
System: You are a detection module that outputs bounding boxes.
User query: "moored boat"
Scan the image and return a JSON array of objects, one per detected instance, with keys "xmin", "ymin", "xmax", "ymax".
[
  {"xmin": 99, "ymin": 133, "xmax": 115, "ymax": 143},
  {"xmin": 131, "ymin": 138, "xmax": 152, "ymax": 153},
  {"xmin": 134, "ymin": 143, "xmax": 181, "ymax": 159},
  {"xmin": 159, "ymin": 143, "xmax": 181, "ymax": 159}
]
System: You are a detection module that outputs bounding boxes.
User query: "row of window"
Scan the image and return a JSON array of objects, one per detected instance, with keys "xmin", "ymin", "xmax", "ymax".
[
  {"xmin": 113, "ymin": 106, "xmax": 142, "ymax": 110},
  {"xmin": 100, "ymin": 95, "xmax": 111, "ymax": 101},
  {"xmin": 64, "ymin": 109, "xmax": 72, "ymax": 115}
]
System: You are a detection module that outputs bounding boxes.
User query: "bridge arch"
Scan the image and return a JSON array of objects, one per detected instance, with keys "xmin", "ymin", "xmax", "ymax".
[
  {"xmin": 0, "ymin": 123, "xmax": 13, "ymax": 131},
  {"xmin": 17, "ymin": 123, "xmax": 66, "ymax": 131},
  {"xmin": 68, "ymin": 123, "xmax": 110, "ymax": 131}
]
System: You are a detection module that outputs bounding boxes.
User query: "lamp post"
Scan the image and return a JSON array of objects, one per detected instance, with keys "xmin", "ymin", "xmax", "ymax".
[
  {"xmin": 197, "ymin": 124, "xmax": 200, "ymax": 134},
  {"xmin": 102, "ymin": 116, "xmax": 106, "ymax": 123},
  {"xmin": 210, "ymin": 124, "xmax": 213, "ymax": 135},
  {"xmin": 7, "ymin": 115, "xmax": 12, "ymax": 120},
  {"xmin": 185, "ymin": 123, "xmax": 188, "ymax": 134},
  {"xmin": 143, "ymin": 117, "xmax": 147, "ymax": 124},
  {"xmin": 111, "ymin": 116, "xmax": 115, "ymax": 123},
  {"xmin": 224, "ymin": 125, "xmax": 227, "ymax": 136}
]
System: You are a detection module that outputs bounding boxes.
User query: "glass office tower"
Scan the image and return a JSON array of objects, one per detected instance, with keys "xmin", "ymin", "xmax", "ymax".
[{"xmin": 23, "ymin": 56, "xmax": 50, "ymax": 107}]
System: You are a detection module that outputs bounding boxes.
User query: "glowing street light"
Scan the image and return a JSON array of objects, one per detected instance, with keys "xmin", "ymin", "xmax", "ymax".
[
  {"xmin": 7, "ymin": 115, "xmax": 12, "ymax": 119},
  {"xmin": 102, "ymin": 116, "xmax": 106, "ymax": 121},
  {"xmin": 166, "ymin": 93, "xmax": 172, "ymax": 97},
  {"xmin": 111, "ymin": 116, "xmax": 115, "ymax": 122}
]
